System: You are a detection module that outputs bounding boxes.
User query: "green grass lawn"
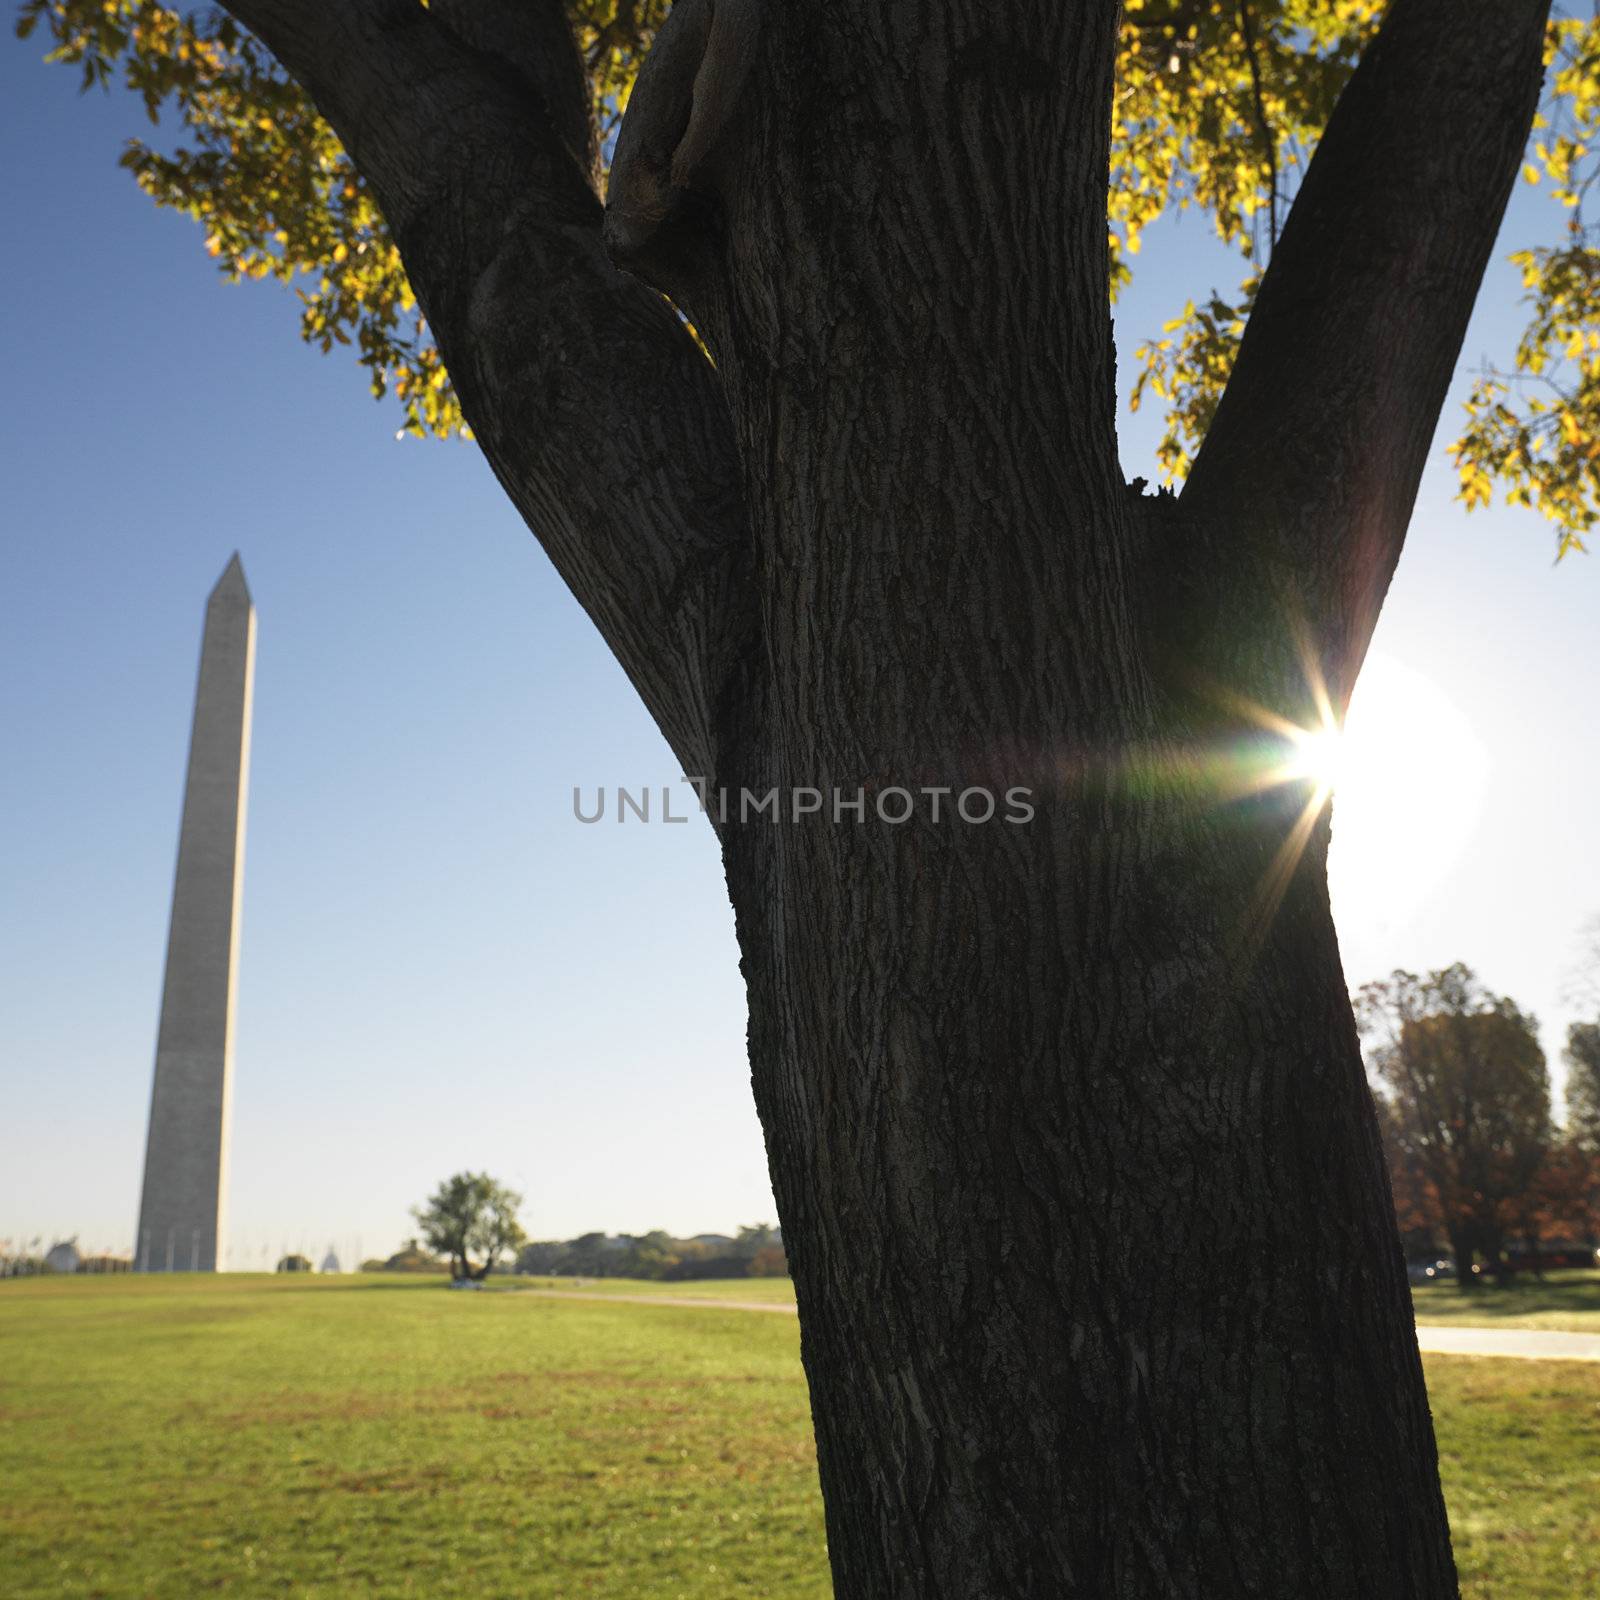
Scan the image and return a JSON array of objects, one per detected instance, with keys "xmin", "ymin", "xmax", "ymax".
[
  {"xmin": 508, "ymin": 1276, "xmax": 797, "ymax": 1304},
  {"xmin": 2, "ymin": 1274, "xmax": 1596, "ymax": 1599},
  {"xmin": 1430, "ymin": 1356, "xmax": 1600, "ymax": 1599},
  {"xmin": 1411, "ymin": 1268, "xmax": 1600, "ymax": 1334},
  {"xmin": 1, "ymin": 1275, "xmax": 825, "ymax": 1599}
]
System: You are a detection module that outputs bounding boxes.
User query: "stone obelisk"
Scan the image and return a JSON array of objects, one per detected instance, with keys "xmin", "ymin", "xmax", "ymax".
[{"xmin": 136, "ymin": 555, "xmax": 255, "ymax": 1272}]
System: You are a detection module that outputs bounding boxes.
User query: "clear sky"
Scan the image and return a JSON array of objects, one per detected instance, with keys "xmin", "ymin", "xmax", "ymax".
[{"xmin": 3, "ymin": 36, "xmax": 1596, "ymax": 1265}]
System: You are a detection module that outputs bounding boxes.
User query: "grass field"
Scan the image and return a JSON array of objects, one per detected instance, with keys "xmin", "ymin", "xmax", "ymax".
[
  {"xmin": 3, "ymin": 1275, "xmax": 1597, "ymax": 1599},
  {"xmin": 1411, "ymin": 1268, "xmax": 1600, "ymax": 1334}
]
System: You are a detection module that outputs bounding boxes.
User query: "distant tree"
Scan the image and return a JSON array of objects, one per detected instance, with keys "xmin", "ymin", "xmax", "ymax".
[
  {"xmin": 617, "ymin": 1230, "xmax": 681, "ymax": 1279},
  {"xmin": 379, "ymin": 1238, "xmax": 448, "ymax": 1274},
  {"xmin": 514, "ymin": 1240, "xmax": 567, "ymax": 1276},
  {"xmin": 276, "ymin": 1253, "xmax": 312, "ymax": 1273},
  {"xmin": 516, "ymin": 1229, "xmax": 787, "ymax": 1281},
  {"xmin": 1565, "ymin": 1022, "xmax": 1600, "ymax": 1154},
  {"xmin": 411, "ymin": 1173, "xmax": 527, "ymax": 1281},
  {"xmin": 664, "ymin": 1252, "xmax": 751, "ymax": 1282},
  {"xmin": 1358, "ymin": 966, "xmax": 1551, "ymax": 1288},
  {"xmin": 1508, "ymin": 1137, "xmax": 1600, "ymax": 1265},
  {"xmin": 748, "ymin": 1243, "xmax": 789, "ymax": 1279},
  {"xmin": 1371, "ymin": 1096, "xmax": 1446, "ymax": 1258},
  {"xmin": 733, "ymin": 1223, "xmax": 779, "ymax": 1259},
  {"xmin": 560, "ymin": 1232, "xmax": 613, "ymax": 1277}
]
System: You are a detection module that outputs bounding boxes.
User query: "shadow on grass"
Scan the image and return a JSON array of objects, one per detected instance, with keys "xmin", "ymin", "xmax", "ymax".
[{"xmin": 1413, "ymin": 1268, "xmax": 1600, "ymax": 1326}]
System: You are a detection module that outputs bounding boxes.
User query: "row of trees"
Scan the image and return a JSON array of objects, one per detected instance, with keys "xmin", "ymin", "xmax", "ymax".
[
  {"xmin": 516, "ymin": 1224, "xmax": 788, "ymax": 1281},
  {"xmin": 402, "ymin": 1172, "xmax": 786, "ymax": 1281},
  {"xmin": 1361, "ymin": 964, "xmax": 1600, "ymax": 1288}
]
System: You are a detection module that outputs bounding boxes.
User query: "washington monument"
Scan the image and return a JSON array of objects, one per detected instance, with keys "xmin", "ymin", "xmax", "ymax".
[{"xmin": 136, "ymin": 555, "xmax": 255, "ymax": 1272}]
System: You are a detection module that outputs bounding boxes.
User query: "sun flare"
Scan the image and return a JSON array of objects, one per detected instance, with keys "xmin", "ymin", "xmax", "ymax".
[
  {"xmin": 1217, "ymin": 646, "xmax": 1486, "ymax": 942},
  {"xmin": 1278, "ymin": 722, "xmax": 1347, "ymax": 799}
]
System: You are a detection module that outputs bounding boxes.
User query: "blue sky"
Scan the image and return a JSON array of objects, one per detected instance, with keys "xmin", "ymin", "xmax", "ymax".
[{"xmin": 3, "ymin": 34, "xmax": 1596, "ymax": 1264}]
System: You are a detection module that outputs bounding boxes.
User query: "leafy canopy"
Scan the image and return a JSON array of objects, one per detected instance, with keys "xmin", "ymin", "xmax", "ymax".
[
  {"xmin": 18, "ymin": 0, "xmax": 1600, "ymax": 554},
  {"xmin": 1357, "ymin": 965, "xmax": 1553, "ymax": 1244},
  {"xmin": 411, "ymin": 1170, "xmax": 528, "ymax": 1280},
  {"xmin": 1567, "ymin": 1021, "xmax": 1600, "ymax": 1153}
]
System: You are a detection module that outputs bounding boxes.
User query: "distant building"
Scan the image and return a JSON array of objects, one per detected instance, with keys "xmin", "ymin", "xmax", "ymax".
[
  {"xmin": 136, "ymin": 557, "xmax": 255, "ymax": 1274},
  {"xmin": 320, "ymin": 1249, "xmax": 341, "ymax": 1274},
  {"xmin": 44, "ymin": 1240, "xmax": 81, "ymax": 1274}
]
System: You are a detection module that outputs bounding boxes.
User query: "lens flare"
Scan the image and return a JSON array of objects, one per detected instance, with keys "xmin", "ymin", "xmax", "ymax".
[
  {"xmin": 1278, "ymin": 721, "xmax": 1346, "ymax": 802},
  {"xmin": 1214, "ymin": 631, "xmax": 1347, "ymax": 944}
]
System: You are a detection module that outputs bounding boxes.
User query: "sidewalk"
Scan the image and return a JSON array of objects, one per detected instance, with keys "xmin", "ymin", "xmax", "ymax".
[{"xmin": 1413, "ymin": 1324, "xmax": 1600, "ymax": 1362}]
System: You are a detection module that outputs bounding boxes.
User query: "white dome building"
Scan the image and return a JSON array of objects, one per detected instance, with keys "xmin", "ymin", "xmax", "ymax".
[{"xmin": 44, "ymin": 1240, "xmax": 80, "ymax": 1274}]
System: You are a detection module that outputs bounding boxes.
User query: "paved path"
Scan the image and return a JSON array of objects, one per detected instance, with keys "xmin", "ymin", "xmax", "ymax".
[
  {"xmin": 1412, "ymin": 1324, "xmax": 1600, "ymax": 1362},
  {"xmin": 518, "ymin": 1288, "xmax": 798, "ymax": 1316},
  {"xmin": 521, "ymin": 1290, "xmax": 1600, "ymax": 1361}
]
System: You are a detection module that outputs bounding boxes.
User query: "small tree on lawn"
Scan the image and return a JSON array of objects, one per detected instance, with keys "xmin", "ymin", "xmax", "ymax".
[{"xmin": 412, "ymin": 1172, "xmax": 527, "ymax": 1281}]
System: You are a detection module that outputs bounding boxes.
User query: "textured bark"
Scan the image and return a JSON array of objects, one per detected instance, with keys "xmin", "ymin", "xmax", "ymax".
[
  {"xmin": 223, "ymin": 0, "xmax": 1553, "ymax": 1594},
  {"xmin": 221, "ymin": 0, "xmax": 760, "ymax": 783}
]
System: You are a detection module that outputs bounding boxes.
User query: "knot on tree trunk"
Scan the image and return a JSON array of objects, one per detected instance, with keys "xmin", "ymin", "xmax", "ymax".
[{"xmin": 604, "ymin": 0, "xmax": 761, "ymax": 279}]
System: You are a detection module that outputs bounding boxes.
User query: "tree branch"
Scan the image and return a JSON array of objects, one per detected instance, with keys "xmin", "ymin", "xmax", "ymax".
[
  {"xmin": 218, "ymin": 0, "xmax": 758, "ymax": 785},
  {"xmin": 1179, "ymin": 0, "xmax": 1552, "ymax": 702},
  {"xmin": 1236, "ymin": 0, "xmax": 1278, "ymax": 255}
]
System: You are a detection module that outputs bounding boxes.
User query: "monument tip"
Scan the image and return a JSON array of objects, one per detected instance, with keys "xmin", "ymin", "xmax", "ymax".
[{"xmin": 210, "ymin": 552, "xmax": 251, "ymax": 606}]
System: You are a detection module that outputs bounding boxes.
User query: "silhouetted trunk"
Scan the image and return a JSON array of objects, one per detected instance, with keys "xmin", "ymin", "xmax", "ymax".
[
  {"xmin": 1446, "ymin": 1224, "xmax": 1481, "ymax": 1293},
  {"xmin": 1483, "ymin": 1219, "xmax": 1517, "ymax": 1286},
  {"xmin": 603, "ymin": 2, "xmax": 1548, "ymax": 1590},
  {"xmin": 1518, "ymin": 1214, "xmax": 1546, "ymax": 1279},
  {"xmin": 221, "ymin": 0, "xmax": 1553, "ymax": 1594},
  {"xmin": 720, "ymin": 737, "xmax": 1461, "ymax": 1594}
]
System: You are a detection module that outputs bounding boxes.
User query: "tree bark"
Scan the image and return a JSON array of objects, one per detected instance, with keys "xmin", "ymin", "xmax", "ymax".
[{"xmin": 223, "ymin": 0, "xmax": 1553, "ymax": 1593}]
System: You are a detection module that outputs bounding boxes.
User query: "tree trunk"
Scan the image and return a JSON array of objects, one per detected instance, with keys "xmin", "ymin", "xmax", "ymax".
[
  {"xmin": 1445, "ymin": 1224, "xmax": 1480, "ymax": 1293},
  {"xmin": 1484, "ymin": 1219, "xmax": 1516, "ymax": 1287},
  {"xmin": 690, "ymin": 44, "xmax": 1456, "ymax": 1572},
  {"xmin": 726, "ymin": 770, "xmax": 1460, "ymax": 1595},
  {"xmin": 220, "ymin": 0, "xmax": 1553, "ymax": 1594},
  {"xmin": 606, "ymin": 1, "xmax": 1547, "ymax": 1592}
]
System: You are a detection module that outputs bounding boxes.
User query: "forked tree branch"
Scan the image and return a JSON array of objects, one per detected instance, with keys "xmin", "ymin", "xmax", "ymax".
[
  {"xmin": 218, "ymin": 0, "xmax": 757, "ymax": 785},
  {"xmin": 1181, "ymin": 0, "xmax": 1552, "ymax": 702}
]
